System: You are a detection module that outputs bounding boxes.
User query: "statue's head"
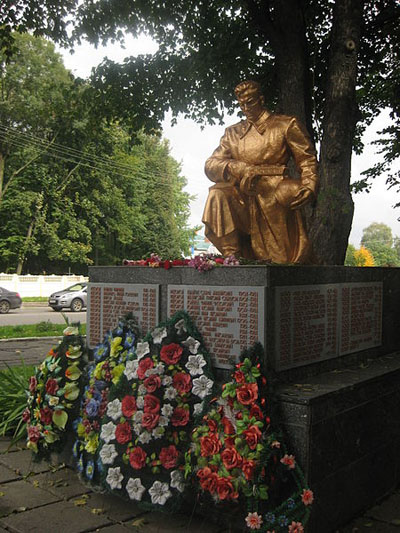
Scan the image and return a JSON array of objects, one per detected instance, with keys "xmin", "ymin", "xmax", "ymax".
[{"xmin": 234, "ymin": 80, "xmax": 265, "ymax": 122}]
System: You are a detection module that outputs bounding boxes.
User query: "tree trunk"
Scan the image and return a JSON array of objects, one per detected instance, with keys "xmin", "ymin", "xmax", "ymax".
[
  {"xmin": 0, "ymin": 153, "xmax": 5, "ymax": 203},
  {"xmin": 308, "ymin": 0, "xmax": 363, "ymax": 264},
  {"xmin": 16, "ymin": 218, "xmax": 35, "ymax": 275},
  {"xmin": 272, "ymin": 0, "xmax": 314, "ymax": 139}
]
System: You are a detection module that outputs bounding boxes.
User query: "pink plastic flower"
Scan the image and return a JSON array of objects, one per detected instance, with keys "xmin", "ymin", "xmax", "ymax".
[
  {"xmin": 288, "ymin": 521, "xmax": 304, "ymax": 533},
  {"xmin": 280, "ymin": 454, "xmax": 296, "ymax": 469},
  {"xmin": 301, "ymin": 488, "xmax": 314, "ymax": 505},
  {"xmin": 245, "ymin": 512, "xmax": 263, "ymax": 530}
]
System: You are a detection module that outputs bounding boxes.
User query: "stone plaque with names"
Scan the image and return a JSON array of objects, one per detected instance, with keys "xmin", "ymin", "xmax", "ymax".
[
  {"xmin": 87, "ymin": 283, "xmax": 159, "ymax": 348},
  {"xmin": 168, "ymin": 285, "xmax": 265, "ymax": 369},
  {"xmin": 275, "ymin": 282, "xmax": 383, "ymax": 370}
]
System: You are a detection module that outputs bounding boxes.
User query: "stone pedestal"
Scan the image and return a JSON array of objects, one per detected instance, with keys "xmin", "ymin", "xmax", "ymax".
[{"xmin": 87, "ymin": 265, "xmax": 400, "ymax": 531}]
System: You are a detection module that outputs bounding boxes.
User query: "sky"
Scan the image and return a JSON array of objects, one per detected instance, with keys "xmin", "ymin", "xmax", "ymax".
[{"xmin": 58, "ymin": 35, "xmax": 400, "ymax": 247}]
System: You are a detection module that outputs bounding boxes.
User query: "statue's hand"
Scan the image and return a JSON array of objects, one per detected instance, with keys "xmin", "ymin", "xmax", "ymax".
[
  {"xmin": 290, "ymin": 187, "xmax": 314, "ymax": 209},
  {"xmin": 240, "ymin": 166, "xmax": 261, "ymax": 196}
]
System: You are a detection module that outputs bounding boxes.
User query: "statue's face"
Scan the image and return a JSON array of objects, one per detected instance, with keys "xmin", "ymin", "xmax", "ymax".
[{"xmin": 237, "ymin": 88, "xmax": 264, "ymax": 122}]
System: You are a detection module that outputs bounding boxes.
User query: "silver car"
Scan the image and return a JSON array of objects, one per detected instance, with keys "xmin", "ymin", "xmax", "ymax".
[{"xmin": 48, "ymin": 282, "xmax": 87, "ymax": 312}]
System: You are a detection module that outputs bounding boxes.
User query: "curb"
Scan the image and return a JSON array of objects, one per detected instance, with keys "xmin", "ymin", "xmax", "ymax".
[
  {"xmin": 21, "ymin": 302, "xmax": 48, "ymax": 307},
  {"xmin": 0, "ymin": 335, "xmax": 86, "ymax": 343}
]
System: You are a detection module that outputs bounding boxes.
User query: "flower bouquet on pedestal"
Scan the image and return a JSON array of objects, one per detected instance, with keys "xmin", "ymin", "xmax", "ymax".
[
  {"xmin": 186, "ymin": 343, "xmax": 313, "ymax": 532},
  {"xmin": 24, "ymin": 324, "xmax": 86, "ymax": 460},
  {"xmin": 97, "ymin": 311, "xmax": 215, "ymax": 512}
]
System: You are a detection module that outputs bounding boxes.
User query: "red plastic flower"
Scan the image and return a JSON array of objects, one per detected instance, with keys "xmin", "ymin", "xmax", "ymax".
[
  {"xmin": 121, "ymin": 395, "xmax": 137, "ymax": 418},
  {"xmin": 242, "ymin": 458, "xmax": 257, "ymax": 481},
  {"xmin": 160, "ymin": 343, "xmax": 183, "ymax": 365},
  {"xmin": 163, "ymin": 260, "xmax": 172, "ymax": 270},
  {"xmin": 115, "ymin": 421, "xmax": 132, "ymax": 444},
  {"xmin": 197, "ymin": 467, "xmax": 218, "ymax": 493},
  {"xmin": 171, "ymin": 406, "xmax": 189, "ymax": 427},
  {"xmin": 233, "ymin": 370, "xmax": 246, "ymax": 383},
  {"xmin": 245, "ymin": 512, "xmax": 263, "ymax": 530},
  {"xmin": 236, "ymin": 382, "xmax": 258, "ymax": 405},
  {"xmin": 172, "ymin": 372, "xmax": 192, "ymax": 394},
  {"xmin": 28, "ymin": 425, "xmax": 40, "ymax": 443},
  {"xmin": 143, "ymin": 374, "xmax": 161, "ymax": 393},
  {"xmin": 159, "ymin": 444, "xmax": 179, "ymax": 469},
  {"xmin": 221, "ymin": 447, "xmax": 242, "ymax": 470},
  {"xmin": 40, "ymin": 407, "xmax": 53, "ymax": 425},
  {"xmin": 301, "ymin": 488, "xmax": 314, "ymax": 505},
  {"xmin": 243, "ymin": 425, "xmax": 262, "ymax": 450},
  {"xmin": 221, "ymin": 416, "xmax": 235, "ymax": 435},
  {"xmin": 137, "ymin": 357, "xmax": 154, "ymax": 380},
  {"xmin": 250, "ymin": 404, "xmax": 263, "ymax": 420},
  {"xmin": 28, "ymin": 376, "xmax": 37, "ymax": 393},
  {"xmin": 129, "ymin": 446, "xmax": 147, "ymax": 469},
  {"xmin": 216, "ymin": 476, "xmax": 238, "ymax": 500},
  {"xmin": 200, "ymin": 434, "xmax": 222, "ymax": 457},
  {"xmin": 22, "ymin": 408, "xmax": 31, "ymax": 423},
  {"xmin": 143, "ymin": 394, "xmax": 160, "ymax": 414},
  {"xmin": 45, "ymin": 378, "xmax": 59, "ymax": 395},
  {"xmin": 141, "ymin": 412, "xmax": 160, "ymax": 430}
]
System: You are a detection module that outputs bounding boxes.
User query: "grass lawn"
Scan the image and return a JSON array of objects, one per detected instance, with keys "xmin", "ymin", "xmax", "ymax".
[
  {"xmin": 22, "ymin": 297, "xmax": 48, "ymax": 302},
  {"xmin": 0, "ymin": 322, "xmax": 87, "ymax": 339}
]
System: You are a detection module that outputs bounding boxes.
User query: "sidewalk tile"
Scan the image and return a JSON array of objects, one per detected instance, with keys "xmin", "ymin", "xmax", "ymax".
[
  {"xmin": 0, "ymin": 464, "xmax": 21, "ymax": 483},
  {"xmin": 366, "ymin": 492, "xmax": 400, "ymax": 524},
  {"xmin": 338, "ymin": 516, "xmax": 400, "ymax": 532},
  {"xmin": 122, "ymin": 511, "xmax": 222, "ymax": 532},
  {"xmin": 0, "ymin": 449, "xmax": 51, "ymax": 476},
  {"xmin": 28, "ymin": 467, "xmax": 90, "ymax": 499},
  {"xmin": 83, "ymin": 492, "xmax": 143, "ymax": 522},
  {"xmin": 86, "ymin": 524, "xmax": 132, "ymax": 532},
  {"xmin": 0, "ymin": 479, "xmax": 60, "ymax": 517},
  {"xmin": 0, "ymin": 499, "xmax": 112, "ymax": 533}
]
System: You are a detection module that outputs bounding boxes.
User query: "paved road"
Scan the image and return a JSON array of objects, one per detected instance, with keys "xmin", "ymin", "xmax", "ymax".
[
  {"xmin": 0, "ymin": 337, "xmax": 62, "ymax": 369},
  {"xmin": 0, "ymin": 305, "xmax": 86, "ymax": 326}
]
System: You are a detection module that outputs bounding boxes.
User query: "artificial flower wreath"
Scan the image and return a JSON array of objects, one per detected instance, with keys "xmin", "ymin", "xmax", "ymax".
[
  {"xmin": 73, "ymin": 315, "xmax": 140, "ymax": 484},
  {"xmin": 23, "ymin": 324, "xmax": 86, "ymax": 458},
  {"xmin": 98, "ymin": 311, "xmax": 215, "ymax": 511},
  {"xmin": 186, "ymin": 344, "xmax": 313, "ymax": 532}
]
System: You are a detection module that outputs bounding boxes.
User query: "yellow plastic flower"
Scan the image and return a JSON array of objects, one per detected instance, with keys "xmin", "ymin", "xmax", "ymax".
[
  {"xmin": 77, "ymin": 422, "xmax": 86, "ymax": 437},
  {"xmin": 111, "ymin": 364, "xmax": 125, "ymax": 385},
  {"xmin": 110, "ymin": 336, "xmax": 122, "ymax": 358},
  {"xmin": 85, "ymin": 434, "xmax": 99, "ymax": 454},
  {"xmin": 94, "ymin": 361, "xmax": 105, "ymax": 380}
]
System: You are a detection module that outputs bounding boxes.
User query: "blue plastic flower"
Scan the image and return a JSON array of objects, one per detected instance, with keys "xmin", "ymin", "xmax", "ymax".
[
  {"xmin": 265, "ymin": 512, "xmax": 276, "ymax": 524},
  {"xmin": 94, "ymin": 379, "xmax": 107, "ymax": 391},
  {"xmin": 96, "ymin": 455, "xmax": 104, "ymax": 473},
  {"xmin": 85, "ymin": 460, "xmax": 95, "ymax": 480},
  {"xmin": 85, "ymin": 398, "xmax": 100, "ymax": 417},
  {"xmin": 94, "ymin": 343, "xmax": 109, "ymax": 362},
  {"xmin": 76, "ymin": 454, "xmax": 84, "ymax": 473},
  {"xmin": 72, "ymin": 439, "xmax": 80, "ymax": 458},
  {"xmin": 278, "ymin": 515, "xmax": 289, "ymax": 527},
  {"xmin": 72, "ymin": 417, "xmax": 82, "ymax": 432},
  {"xmin": 287, "ymin": 498, "xmax": 296, "ymax": 509},
  {"xmin": 124, "ymin": 332, "xmax": 135, "ymax": 349}
]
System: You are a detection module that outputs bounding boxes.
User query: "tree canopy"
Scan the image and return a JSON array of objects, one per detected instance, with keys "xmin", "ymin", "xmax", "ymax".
[
  {"xmin": 0, "ymin": 34, "xmax": 195, "ymax": 274},
  {"xmin": 1, "ymin": 0, "xmax": 399, "ymax": 264}
]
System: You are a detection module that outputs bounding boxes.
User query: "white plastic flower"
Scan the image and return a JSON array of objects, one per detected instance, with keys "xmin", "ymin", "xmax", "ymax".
[
  {"xmin": 100, "ymin": 421, "xmax": 116, "ymax": 443},
  {"xmin": 152, "ymin": 426, "xmax": 165, "ymax": 439},
  {"xmin": 133, "ymin": 423, "xmax": 143, "ymax": 435},
  {"xmin": 107, "ymin": 399, "xmax": 122, "ymax": 421},
  {"xmin": 124, "ymin": 359, "xmax": 139, "ymax": 381},
  {"xmin": 106, "ymin": 467, "xmax": 124, "ymax": 490},
  {"xmin": 182, "ymin": 336, "xmax": 200, "ymax": 354},
  {"xmin": 162, "ymin": 375, "xmax": 172, "ymax": 386},
  {"xmin": 185, "ymin": 354, "xmax": 207, "ymax": 376},
  {"xmin": 136, "ymin": 396, "xmax": 144, "ymax": 409},
  {"xmin": 138, "ymin": 384, "xmax": 147, "ymax": 396},
  {"xmin": 158, "ymin": 415, "xmax": 169, "ymax": 427},
  {"xmin": 126, "ymin": 478, "xmax": 146, "ymax": 501},
  {"xmin": 138, "ymin": 431, "xmax": 152, "ymax": 444},
  {"xmin": 155, "ymin": 363, "xmax": 165, "ymax": 375},
  {"xmin": 164, "ymin": 386, "xmax": 177, "ymax": 400},
  {"xmin": 193, "ymin": 402, "xmax": 203, "ymax": 416},
  {"xmin": 170, "ymin": 470, "xmax": 185, "ymax": 493},
  {"xmin": 174, "ymin": 318, "xmax": 187, "ymax": 335},
  {"xmin": 149, "ymin": 480, "xmax": 172, "ymax": 506},
  {"xmin": 161, "ymin": 404, "xmax": 174, "ymax": 417},
  {"xmin": 100, "ymin": 443, "xmax": 118, "ymax": 465},
  {"xmin": 133, "ymin": 411, "xmax": 143, "ymax": 423},
  {"xmin": 151, "ymin": 327, "xmax": 167, "ymax": 344},
  {"xmin": 48, "ymin": 396, "xmax": 59, "ymax": 406},
  {"xmin": 136, "ymin": 341, "xmax": 150, "ymax": 360},
  {"xmin": 192, "ymin": 375, "xmax": 213, "ymax": 399}
]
